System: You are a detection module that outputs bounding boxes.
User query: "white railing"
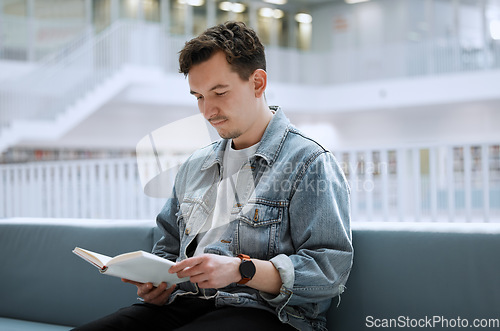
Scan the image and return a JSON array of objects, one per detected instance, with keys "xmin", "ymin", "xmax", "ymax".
[
  {"xmin": 335, "ymin": 143, "xmax": 500, "ymax": 223},
  {"xmin": 1, "ymin": 143, "xmax": 499, "ymax": 222},
  {"xmin": 266, "ymin": 38, "xmax": 500, "ymax": 85},
  {"xmin": 0, "ymin": 157, "xmax": 165, "ymax": 220}
]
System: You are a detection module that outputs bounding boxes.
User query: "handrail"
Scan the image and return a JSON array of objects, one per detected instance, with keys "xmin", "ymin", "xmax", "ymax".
[{"xmin": 0, "ymin": 20, "xmax": 162, "ymax": 131}]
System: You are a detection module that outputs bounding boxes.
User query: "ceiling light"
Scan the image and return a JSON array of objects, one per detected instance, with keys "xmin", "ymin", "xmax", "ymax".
[
  {"xmin": 295, "ymin": 13, "xmax": 312, "ymax": 24},
  {"xmin": 345, "ymin": 0, "xmax": 370, "ymax": 4},
  {"xmin": 259, "ymin": 7, "xmax": 274, "ymax": 18},
  {"xmin": 178, "ymin": 0, "xmax": 205, "ymax": 6},
  {"xmin": 259, "ymin": 7, "xmax": 284, "ymax": 19},
  {"xmin": 491, "ymin": 20, "xmax": 500, "ymax": 40},
  {"xmin": 263, "ymin": 0, "xmax": 287, "ymax": 5},
  {"xmin": 232, "ymin": 3, "xmax": 246, "ymax": 13},
  {"xmin": 273, "ymin": 9, "xmax": 284, "ymax": 19},
  {"xmin": 219, "ymin": 2, "xmax": 232, "ymax": 11},
  {"xmin": 219, "ymin": 2, "xmax": 245, "ymax": 13}
]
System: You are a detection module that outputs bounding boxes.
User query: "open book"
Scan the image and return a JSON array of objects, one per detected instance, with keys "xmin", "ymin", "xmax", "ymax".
[{"xmin": 73, "ymin": 247, "xmax": 189, "ymax": 286}]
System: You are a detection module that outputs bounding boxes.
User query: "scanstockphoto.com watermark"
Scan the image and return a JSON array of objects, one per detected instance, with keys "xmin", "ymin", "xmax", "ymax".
[{"xmin": 366, "ymin": 315, "xmax": 500, "ymax": 328}]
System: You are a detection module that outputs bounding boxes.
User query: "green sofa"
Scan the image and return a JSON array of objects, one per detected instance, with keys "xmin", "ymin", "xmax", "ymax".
[{"xmin": 1, "ymin": 218, "xmax": 499, "ymax": 330}]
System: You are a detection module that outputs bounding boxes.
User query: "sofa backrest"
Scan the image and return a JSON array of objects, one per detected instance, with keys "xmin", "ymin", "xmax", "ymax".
[
  {"xmin": 2, "ymin": 219, "xmax": 500, "ymax": 330},
  {"xmin": 0, "ymin": 218, "xmax": 159, "ymax": 327},
  {"xmin": 327, "ymin": 222, "xmax": 500, "ymax": 330}
]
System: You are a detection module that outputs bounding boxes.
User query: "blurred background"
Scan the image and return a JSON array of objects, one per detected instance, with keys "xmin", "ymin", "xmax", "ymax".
[{"xmin": 0, "ymin": 0, "xmax": 499, "ymax": 222}]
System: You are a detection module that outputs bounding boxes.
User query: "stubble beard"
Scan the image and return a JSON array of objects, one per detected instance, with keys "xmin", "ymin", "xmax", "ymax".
[
  {"xmin": 218, "ymin": 129, "xmax": 242, "ymax": 140},
  {"xmin": 210, "ymin": 116, "xmax": 242, "ymax": 140}
]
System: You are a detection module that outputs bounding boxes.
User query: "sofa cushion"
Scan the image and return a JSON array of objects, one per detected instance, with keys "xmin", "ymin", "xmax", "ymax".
[
  {"xmin": 0, "ymin": 218, "xmax": 157, "ymax": 328},
  {"xmin": 0, "ymin": 317, "xmax": 71, "ymax": 331}
]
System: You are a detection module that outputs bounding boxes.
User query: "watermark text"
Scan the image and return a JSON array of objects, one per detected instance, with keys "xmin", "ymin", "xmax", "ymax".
[{"xmin": 366, "ymin": 315, "xmax": 500, "ymax": 328}]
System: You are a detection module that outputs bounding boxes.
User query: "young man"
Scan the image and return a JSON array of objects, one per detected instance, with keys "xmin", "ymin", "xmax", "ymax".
[{"xmin": 74, "ymin": 21, "xmax": 353, "ymax": 331}]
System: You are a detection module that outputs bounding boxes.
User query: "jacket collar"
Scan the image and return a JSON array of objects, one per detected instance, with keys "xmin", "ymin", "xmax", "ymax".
[{"xmin": 201, "ymin": 106, "xmax": 290, "ymax": 170}]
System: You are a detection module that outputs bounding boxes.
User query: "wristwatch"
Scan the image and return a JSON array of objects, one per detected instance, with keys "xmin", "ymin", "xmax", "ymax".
[{"xmin": 237, "ymin": 254, "xmax": 256, "ymax": 285}]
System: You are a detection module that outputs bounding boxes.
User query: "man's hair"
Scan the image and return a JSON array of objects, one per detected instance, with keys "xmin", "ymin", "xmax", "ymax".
[{"xmin": 179, "ymin": 21, "xmax": 266, "ymax": 81}]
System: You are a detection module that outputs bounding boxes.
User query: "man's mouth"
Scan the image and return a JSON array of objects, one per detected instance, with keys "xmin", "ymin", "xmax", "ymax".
[{"xmin": 209, "ymin": 118, "xmax": 228, "ymax": 127}]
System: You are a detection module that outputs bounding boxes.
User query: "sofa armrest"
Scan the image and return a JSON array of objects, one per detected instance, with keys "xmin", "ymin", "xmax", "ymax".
[{"xmin": 327, "ymin": 222, "xmax": 500, "ymax": 330}]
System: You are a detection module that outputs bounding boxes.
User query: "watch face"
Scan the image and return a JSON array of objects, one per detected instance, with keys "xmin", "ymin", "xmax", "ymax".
[{"xmin": 240, "ymin": 260, "xmax": 256, "ymax": 279}]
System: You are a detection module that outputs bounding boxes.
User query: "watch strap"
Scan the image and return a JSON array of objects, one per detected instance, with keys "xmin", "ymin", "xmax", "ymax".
[{"xmin": 237, "ymin": 254, "xmax": 253, "ymax": 285}]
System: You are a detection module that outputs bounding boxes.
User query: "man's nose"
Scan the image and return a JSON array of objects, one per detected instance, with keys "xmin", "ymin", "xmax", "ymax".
[{"xmin": 200, "ymin": 99, "xmax": 216, "ymax": 119}]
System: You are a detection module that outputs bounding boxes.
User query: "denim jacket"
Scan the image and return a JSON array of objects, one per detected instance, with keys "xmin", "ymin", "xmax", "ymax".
[{"xmin": 152, "ymin": 106, "xmax": 353, "ymax": 330}]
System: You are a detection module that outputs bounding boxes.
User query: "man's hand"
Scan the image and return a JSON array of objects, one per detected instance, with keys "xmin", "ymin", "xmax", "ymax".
[
  {"xmin": 121, "ymin": 279, "xmax": 175, "ymax": 306},
  {"xmin": 169, "ymin": 254, "xmax": 240, "ymax": 289}
]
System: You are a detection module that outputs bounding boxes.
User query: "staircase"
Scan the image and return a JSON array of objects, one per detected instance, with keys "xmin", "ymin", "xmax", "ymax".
[{"xmin": 0, "ymin": 20, "xmax": 181, "ymax": 153}]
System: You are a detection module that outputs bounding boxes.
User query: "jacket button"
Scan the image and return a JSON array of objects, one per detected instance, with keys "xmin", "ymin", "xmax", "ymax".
[
  {"xmin": 185, "ymin": 228, "xmax": 191, "ymax": 235},
  {"xmin": 254, "ymin": 209, "xmax": 259, "ymax": 222}
]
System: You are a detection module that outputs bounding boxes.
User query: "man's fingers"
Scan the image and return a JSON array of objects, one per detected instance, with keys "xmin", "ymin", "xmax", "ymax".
[
  {"xmin": 122, "ymin": 279, "xmax": 175, "ymax": 306},
  {"xmin": 169, "ymin": 256, "xmax": 202, "ymax": 274},
  {"xmin": 176, "ymin": 264, "xmax": 204, "ymax": 279},
  {"xmin": 143, "ymin": 283, "xmax": 175, "ymax": 306},
  {"xmin": 121, "ymin": 278, "xmax": 145, "ymax": 287},
  {"xmin": 137, "ymin": 282, "xmax": 157, "ymax": 296}
]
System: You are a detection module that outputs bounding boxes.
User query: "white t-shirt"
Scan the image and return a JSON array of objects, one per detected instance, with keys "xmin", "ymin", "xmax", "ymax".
[{"xmin": 194, "ymin": 140, "xmax": 259, "ymax": 256}]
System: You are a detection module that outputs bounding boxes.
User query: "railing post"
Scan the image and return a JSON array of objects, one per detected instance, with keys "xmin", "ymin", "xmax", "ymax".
[
  {"xmin": 108, "ymin": 161, "xmax": 117, "ymax": 219},
  {"xmin": 126, "ymin": 160, "xmax": 134, "ymax": 219},
  {"xmin": 88, "ymin": 162, "xmax": 96, "ymax": 218},
  {"xmin": 117, "ymin": 161, "xmax": 125, "ymax": 219},
  {"xmin": 463, "ymin": 145, "xmax": 472, "ymax": 221},
  {"xmin": 365, "ymin": 150, "xmax": 374, "ymax": 221},
  {"xmin": 412, "ymin": 148, "xmax": 422, "ymax": 221},
  {"xmin": 13, "ymin": 166, "xmax": 20, "ymax": 217},
  {"xmin": 380, "ymin": 149, "xmax": 389, "ymax": 221},
  {"xmin": 446, "ymin": 146, "xmax": 455, "ymax": 222},
  {"xmin": 396, "ymin": 148, "xmax": 407, "ymax": 222},
  {"xmin": 349, "ymin": 151, "xmax": 358, "ymax": 222},
  {"xmin": 429, "ymin": 147, "xmax": 438, "ymax": 221},
  {"xmin": 82, "ymin": 163, "xmax": 90, "ymax": 218},
  {"xmin": 62, "ymin": 163, "xmax": 69, "ymax": 218},
  {"xmin": 7, "ymin": 166, "xmax": 14, "ymax": 217},
  {"xmin": 98, "ymin": 160, "xmax": 106, "ymax": 218},
  {"xmin": 53, "ymin": 164, "xmax": 61, "ymax": 218},
  {"xmin": 481, "ymin": 144, "xmax": 490, "ymax": 221},
  {"xmin": 19, "ymin": 165, "xmax": 27, "ymax": 217},
  {"xmin": 0, "ymin": 166, "xmax": 5, "ymax": 217},
  {"xmin": 71, "ymin": 163, "xmax": 79, "ymax": 218}
]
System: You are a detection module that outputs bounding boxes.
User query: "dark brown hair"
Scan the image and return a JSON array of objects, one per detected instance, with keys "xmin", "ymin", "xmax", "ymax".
[{"xmin": 179, "ymin": 21, "xmax": 266, "ymax": 81}]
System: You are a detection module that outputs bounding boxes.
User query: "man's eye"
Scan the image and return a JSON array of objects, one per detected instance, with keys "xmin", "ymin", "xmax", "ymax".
[
  {"xmin": 216, "ymin": 91, "xmax": 227, "ymax": 96},
  {"xmin": 196, "ymin": 95, "xmax": 203, "ymax": 100}
]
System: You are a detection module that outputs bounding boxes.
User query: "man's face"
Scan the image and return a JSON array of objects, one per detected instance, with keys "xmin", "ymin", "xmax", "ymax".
[{"xmin": 188, "ymin": 51, "xmax": 261, "ymax": 148}]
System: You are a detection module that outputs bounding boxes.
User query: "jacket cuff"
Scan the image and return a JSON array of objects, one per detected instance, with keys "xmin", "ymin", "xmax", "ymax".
[{"xmin": 260, "ymin": 254, "xmax": 295, "ymax": 306}]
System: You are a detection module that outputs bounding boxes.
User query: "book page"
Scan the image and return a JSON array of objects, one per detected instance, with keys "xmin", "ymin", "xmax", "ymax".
[
  {"xmin": 73, "ymin": 247, "xmax": 113, "ymax": 269},
  {"xmin": 104, "ymin": 251, "xmax": 189, "ymax": 286},
  {"xmin": 107, "ymin": 250, "xmax": 146, "ymax": 265}
]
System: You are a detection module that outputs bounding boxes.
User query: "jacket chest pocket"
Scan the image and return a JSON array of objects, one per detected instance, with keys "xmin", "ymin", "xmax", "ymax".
[
  {"xmin": 176, "ymin": 201, "xmax": 193, "ymax": 238},
  {"xmin": 177, "ymin": 200, "xmax": 208, "ymax": 236},
  {"xmin": 236, "ymin": 200, "xmax": 286, "ymax": 260}
]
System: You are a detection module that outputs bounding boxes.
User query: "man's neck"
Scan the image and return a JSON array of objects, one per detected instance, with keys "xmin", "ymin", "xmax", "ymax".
[{"xmin": 232, "ymin": 104, "xmax": 273, "ymax": 150}]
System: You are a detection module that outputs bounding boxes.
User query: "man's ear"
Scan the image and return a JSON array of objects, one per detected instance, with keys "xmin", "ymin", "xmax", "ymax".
[{"xmin": 253, "ymin": 69, "xmax": 267, "ymax": 98}]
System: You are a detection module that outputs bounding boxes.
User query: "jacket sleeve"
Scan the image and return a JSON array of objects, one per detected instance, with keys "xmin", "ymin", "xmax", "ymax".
[
  {"xmin": 260, "ymin": 151, "xmax": 354, "ymax": 309},
  {"xmin": 152, "ymin": 185, "xmax": 181, "ymax": 262}
]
